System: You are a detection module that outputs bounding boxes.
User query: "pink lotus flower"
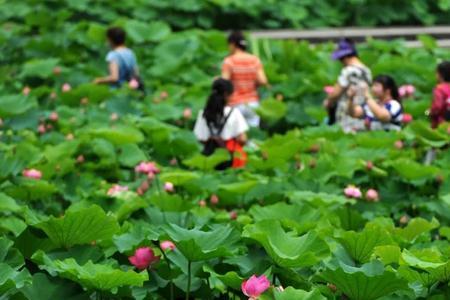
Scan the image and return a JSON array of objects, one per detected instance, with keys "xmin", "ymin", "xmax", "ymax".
[
  {"xmin": 164, "ymin": 182, "xmax": 174, "ymax": 193},
  {"xmin": 129, "ymin": 78, "xmax": 139, "ymax": 89},
  {"xmin": 394, "ymin": 140, "xmax": 404, "ymax": 149},
  {"xmin": 37, "ymin": 124, "xmax": 46, "ymax": 134},
  {"xmin": 107, "ymin": 184, "xmax": 128, "ymax": 197},
  {"xmin": 135, "ymin": 162, "xmax": 160, "ymax": 175},
  {"xmin": 398, "ymin": 84, "xmax": 415, "ymax": 99},
  {"xmin": 23, "ymin": 169, "xmax": 42, "ymax": 180},
  {"xmin": 210, "ymin": 194, "xmax": 219, "ymax": 205},
  {"xmin": 366, "ymin": 161, "xmax": 373, "ymax": 171},
  {"xmin": 344, "ymin": 185, "xmax": 362, "ymax": 199},
  {"xmin": 323, "ymin": 85, "xmax": 335, "ymax": 95},
  {"xmin": 66, "ymin": 133, "xmax": 74, "ymax": 140},
  {"xmin": 49, "ymin": 112, "xmax": 59, "ymax": 122},
  {"xmin": 241, "ymin": 275, "xmax": 270, "ymax": 299},
  {"xmin": 147, "ymin": 172, "xmax": 155, "ymax": 180},
  {"xmin": 22, "ymin": 86, "xmax": 31, "ymax": 96},
  {"xmin": 160, "ymin": 240, "xmax": 176, "ymax": 251},
  {"xmin": 199, "ymin": 200, "xmax": 206, "ymax": 207},
  {"xmin": 129, "ymin": 247, "xmax": 160, "ymax": 270},
  {"xmin": 62, "ymin": 83, "xmax": 71, "ymax": 92},
  {"xmin": 76, "ymin": 155, "xmax": 84, "ymax": 163},
  {"xmin": 230, "ymin": 211, "xmax": 238, "ymax": 220},
  {"xmin": 402, "ymin": 113, "xmax": 413, "ymax": 124},
  {"xmin": 366, "ymin": 189, "xmax": 379, "ymax": 202},
  {"xmin": 46, "ymin": 124, "xmax": 53, "ymax": 130},
  {"xmin": 183, "ymin": 108, "xmax": 192, "ymax": 120},
  {"xmin": 110, "ymin": 113, "xmax": 119, "ymax": 121}
]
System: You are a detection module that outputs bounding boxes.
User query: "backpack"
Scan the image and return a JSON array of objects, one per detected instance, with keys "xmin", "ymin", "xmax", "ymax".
[
  {"xmin": 202, "ymin": 109, "xmax": 234, "ymax": 170},
  {"xmin": 114, "ymin": 51, "xmax": 146, "ymax": 95}
]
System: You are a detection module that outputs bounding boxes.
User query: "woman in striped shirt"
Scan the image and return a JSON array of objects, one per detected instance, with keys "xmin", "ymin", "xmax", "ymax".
[
  {"xmin": 348, "ymin": 75, "xmax": 403, "ymax": 131},
  {"xmin": 222, "ymin": 31, "xmax": 269, "ymax": 127}
]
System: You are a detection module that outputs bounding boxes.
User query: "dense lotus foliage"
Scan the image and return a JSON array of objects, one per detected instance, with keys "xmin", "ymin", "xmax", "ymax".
[
  {"xmin": 1, "ymin": 1, "xmax": 450, "ymax": 300},
  {"xmin": 2, "ymin": 0, "xmax": 450, "ymax": 31}
]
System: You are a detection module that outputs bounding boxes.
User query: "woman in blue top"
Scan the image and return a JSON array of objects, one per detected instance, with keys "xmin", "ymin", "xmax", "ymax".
[
  {"xmin": 348, "ymin": 75, "xmax": 403, "ymax": 131},
  {"xmin": 93, "ymin": 27, "xmax": 139, "ymax": 87}
]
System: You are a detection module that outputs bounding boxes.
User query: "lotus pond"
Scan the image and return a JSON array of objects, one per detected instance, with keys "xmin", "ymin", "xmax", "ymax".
[{"xmin": 1, "ymin": 1, "xmax": 450, "ymax": 300}]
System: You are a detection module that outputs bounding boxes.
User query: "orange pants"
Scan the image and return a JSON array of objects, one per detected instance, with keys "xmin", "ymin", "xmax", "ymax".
[{"xmin": 225, "ymin": 140, "xmax": 247, "ymax": 168}]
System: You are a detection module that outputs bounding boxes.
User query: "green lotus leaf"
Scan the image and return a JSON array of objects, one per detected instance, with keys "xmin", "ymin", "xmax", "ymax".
[
  {"xmin": 159, "ymin": 170, "xmax": 200, "ymax": 186},
  {"xmin": 255, "ymin": 99, "xmax": 287, "ymax": 123},
  {"xmin": 20, "ymin": 273, "xmax": 89, "ymax": 300},
  {"xmin": 406, "ymin": 121, "xmax": 449, "ymax": 147},
  {"xmin": 0, "ymin": 95, "xmax": 37, "ymax": 118},
  {"xmin": 242, "ymin": 220, "xmax": 330, "ymax": 268},
  {"xmin": 260, "ymin": 287, "xmax": 326, "ymax": 300},
  {"xmin": 35, "ymin": 205, "xmax": 120, "ymax": 248},
  {"xmin": 20, "ymin": 58, "xmax": 59, "ymax": 78},
  {"xmin": 373, "ymin": 245, "xmax": 402, "ymax": 265},
  {"xmin": 183, "ymin": 149, "xmax": 230, "ymax": 171},
  {"xmin": 318, "ymin": 260, "xmax": 410, "ymax": 300},
  {"xmin": 113, "ymin": 222, "xmax": 160, "ymax": 253},
  {"xmin": 0, "ymin": 263, "xmax": 32, "ymax": 296},
  {"xmin": 87, "ymin": 126, "xmax": 144, "ymax": 145},
  {"xmin": 164, "ymin": 224, "xmax": 240, "ymax": 262},
  {"xmin": 337, "ymin": 226, "xmax": 394, "ymax": 263},
  {"xmin": 393, "ymin": 217, "xmax": 439, "ymax": 243},
  {"xmin": 32, "ymin": 250, "xmax": 148, "ymax": 292},
  {"xmin": 149, "ymin": 194, "xmax": 193, "ymax": 212},
  {"xmin": 117, "ymin": 144, "xmax": 147, "ymax": 167},
  {"xmin": 249, "ymin": 202, "xmax": 321, "ymax": 234},
  {"xmin": 125, "ymin": 20, "xmax": 171, "ymax": 43},
  {"xmin": 5, "ymin": 178, "xmax": 57, "ymax": 201},
  {"xmin": 287, "ymin": 191, "xmax": 351, "ymax": 208},
  {"xmin": 0, "ymin": 237, "xmax": 31, "ymax": 296},
  {"xmin": 60, "ymin": 84, "xmax": 111, "ymax": 106},
  {"xmin": 0, "ymin": 193, "xmax": 21, "ymax": 213},
  {"xmin": 385, "ymin": 158, "xmax": 439, "ymax": 184}
]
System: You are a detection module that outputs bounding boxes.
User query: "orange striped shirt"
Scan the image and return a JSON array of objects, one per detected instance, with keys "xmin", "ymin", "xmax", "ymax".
[{"xmin": 222, "ymin": 54, "xmax": 262, "ymax": 106}]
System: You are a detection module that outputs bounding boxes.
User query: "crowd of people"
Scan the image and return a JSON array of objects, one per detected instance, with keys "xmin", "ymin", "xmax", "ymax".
[{"xmin": 95, "ymin": 27, "xmax": 450, "ymax": 170}]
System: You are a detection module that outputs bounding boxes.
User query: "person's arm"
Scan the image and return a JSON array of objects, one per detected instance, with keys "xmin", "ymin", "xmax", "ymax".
[
  {"xmin": 256, "ymin": 64, "xmax": 268, "ymax": 87},
  {"xmin": 347, "ymin": 96, "xmax": 364, "ymax": 118},
  {"xmin": 323, "ymin": 84, "xmax": 345, "ymax": 109},
  {"xmin": 364, "ymin": 91, "xmax": 391, "ymax": 122},
  {"xmin": 327, "ymin": 84, "xmax": 344, "ymax": 102},
  {"xmin": 94, "ymin": 62, "xmax": 119, "ymax": 84},
  {"xmin": 221, "ymin": 59, "xmax": 231, "ymax": 80}
]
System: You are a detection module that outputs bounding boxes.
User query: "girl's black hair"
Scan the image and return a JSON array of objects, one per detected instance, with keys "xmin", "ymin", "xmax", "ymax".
[
  {"xmin": 437, "ymin": 61, "xmax": 450, "ymax": 82},
  {"xmin": 227, "ymin": 31, "xmax": 247, "ymax": 50},
  {"xmin": 203, "ymin": 78, "xmax": 234, "ymax": 128},
  {"xmin": 373, "ymin": 74, "xmax": 399, "ymax": 100},
  {"xmin": 107, "ymin": 27, "xmax": 126, "ymax": 46}
]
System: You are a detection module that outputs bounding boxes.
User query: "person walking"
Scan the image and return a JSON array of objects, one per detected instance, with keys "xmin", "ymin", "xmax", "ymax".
[
  {"xmin": 222, "ymin": 31, "xmax": 269, "ymax": 127},
  {"xmin": 324, "ymin": 38, "xmax": 372, "ymax": 132}
]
